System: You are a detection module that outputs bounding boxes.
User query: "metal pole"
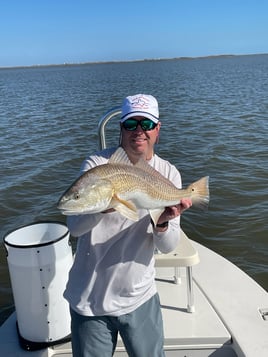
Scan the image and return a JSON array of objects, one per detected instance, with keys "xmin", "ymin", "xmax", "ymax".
[
  {"xmin": 186, "ymin": 266, "xmax": 195, "ymax": 313},
  {"xmin": 97, "ymin": 107, "xmax": 121, "ymax": 150}
]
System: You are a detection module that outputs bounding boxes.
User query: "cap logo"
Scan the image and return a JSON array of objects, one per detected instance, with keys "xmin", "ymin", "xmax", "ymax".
[
  {"xmin": 130, "ymin": 96, "xmax": 150, "ymax": 110},
  {"xmin": 120, "ymin": 94, "xmax": 159, "ymax": 123}
]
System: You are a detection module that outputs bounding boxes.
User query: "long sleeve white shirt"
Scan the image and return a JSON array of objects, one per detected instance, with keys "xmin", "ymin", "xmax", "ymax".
[{"xmin": 64, "ymin": 147, "xmax": 182, "ymax": 317}]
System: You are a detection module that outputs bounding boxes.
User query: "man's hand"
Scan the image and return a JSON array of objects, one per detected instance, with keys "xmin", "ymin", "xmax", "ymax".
[{"xmin": 157, "ymin": 198, "xmax": 192, "ymax": 225}]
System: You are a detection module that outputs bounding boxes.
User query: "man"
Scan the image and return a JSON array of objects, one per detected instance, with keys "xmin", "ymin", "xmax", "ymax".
[{"xmin": 64, "ymin": 94, "xmax": 192, "ymax": 356}]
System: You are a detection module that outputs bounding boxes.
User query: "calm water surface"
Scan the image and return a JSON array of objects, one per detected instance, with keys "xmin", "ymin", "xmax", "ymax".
[{"xmin": 1, "ymin": 55, "xmax": 268, "ymax": 324}]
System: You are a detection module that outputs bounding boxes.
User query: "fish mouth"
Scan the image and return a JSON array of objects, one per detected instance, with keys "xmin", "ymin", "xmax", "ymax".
[
  {"xmin": 57, "ymin": 206, "xmax": 81, "ymax": 215},
  {"xmin": 57, "ymin": 200, "xmax": 76, "ymax": 214},
  {"xmin": 61, "ymin": 210, "xmax": 79, "ymax": 216}
]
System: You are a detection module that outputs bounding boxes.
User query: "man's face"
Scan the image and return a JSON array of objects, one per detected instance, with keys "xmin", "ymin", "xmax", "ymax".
[{"xmin": 120, "ymin": 116, "xmax": 161, "ymax": 162}]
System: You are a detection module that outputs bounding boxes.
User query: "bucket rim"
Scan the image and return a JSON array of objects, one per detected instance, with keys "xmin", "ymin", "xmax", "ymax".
[{"xmin": 3, "ymin": 221, "xmax": 69, "ymax": 249}]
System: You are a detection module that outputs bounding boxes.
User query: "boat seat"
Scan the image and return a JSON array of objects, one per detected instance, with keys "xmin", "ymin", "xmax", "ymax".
[{"xmin": 154, "ymin": 229, "xmax": 200, "ymax": 312}]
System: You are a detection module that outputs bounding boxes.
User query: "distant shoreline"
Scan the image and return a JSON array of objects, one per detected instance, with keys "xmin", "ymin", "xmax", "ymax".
[{"xmin": 1, "ymin": 53, "xmax": 267, "ymax": 70}]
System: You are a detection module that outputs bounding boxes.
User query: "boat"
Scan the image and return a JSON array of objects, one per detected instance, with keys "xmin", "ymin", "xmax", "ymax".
[{"xmin": 1, "ymin": 108, "xmax": 268, "ymax": 357}]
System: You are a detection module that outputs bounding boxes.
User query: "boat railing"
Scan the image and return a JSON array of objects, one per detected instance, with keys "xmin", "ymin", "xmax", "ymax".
[
  {"xmin": 98, "ymin": 107, "xmax": 121, "ymax": 150},
  {"xmin": 97, "ymin": 108, "xmax": 200, "ymax": 313}
]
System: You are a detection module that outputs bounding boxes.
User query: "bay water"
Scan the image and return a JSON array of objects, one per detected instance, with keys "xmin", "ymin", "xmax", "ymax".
[{"xmin": 1, "ymin": 54, "xmax": 267, "ymax": 325}]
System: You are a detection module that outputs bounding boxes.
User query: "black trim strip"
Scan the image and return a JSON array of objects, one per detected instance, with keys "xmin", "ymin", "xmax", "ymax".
[
  {"xmin": 121, "ymin": 110, "xmax": 158, "ymax": 121},
  {"xmin": 3, "ymin": 221, "xmax": 69, "ymax": 249},
  {"xmin": 16, "ymin": 321, "xmax": 71, "ymax": 351}
]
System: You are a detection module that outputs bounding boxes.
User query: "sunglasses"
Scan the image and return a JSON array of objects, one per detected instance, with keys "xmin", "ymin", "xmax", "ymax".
[{"xmin": 122, "ymin": 118, "xmax": 157, "ymax": 131}]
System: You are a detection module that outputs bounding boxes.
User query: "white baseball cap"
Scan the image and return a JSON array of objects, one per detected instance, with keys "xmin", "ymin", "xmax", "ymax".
[{"xmin": 120, "ymin": 94, "xmax": 159, "ymax": 123}]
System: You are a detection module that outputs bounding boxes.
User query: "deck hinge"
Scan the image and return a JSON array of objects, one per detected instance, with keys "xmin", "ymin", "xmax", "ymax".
[{"xmin": 259, "ymin": 308, "xmax": 268, "ymax": 321}]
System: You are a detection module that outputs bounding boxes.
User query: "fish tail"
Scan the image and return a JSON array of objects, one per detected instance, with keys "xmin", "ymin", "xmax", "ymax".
[{"xmin": 188, "ymin": 176, "xmax": 210, "ymax": 210}]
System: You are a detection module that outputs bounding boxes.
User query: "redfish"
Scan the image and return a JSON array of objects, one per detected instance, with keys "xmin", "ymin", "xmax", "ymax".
[{"xmin": 57, "ymin": 147, "xmax": 209, "ymax": 224}]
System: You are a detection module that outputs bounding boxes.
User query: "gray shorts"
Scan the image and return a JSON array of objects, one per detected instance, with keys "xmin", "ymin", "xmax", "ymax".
[{"xmin": 70, "ymin": 293, "xmax": 165, "ymax": 357}]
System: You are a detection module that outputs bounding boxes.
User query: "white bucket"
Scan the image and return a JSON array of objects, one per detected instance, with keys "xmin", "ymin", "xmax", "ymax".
[{"xmin": 4, "ymin": 221, "xmax": 73, "ymax": 349}]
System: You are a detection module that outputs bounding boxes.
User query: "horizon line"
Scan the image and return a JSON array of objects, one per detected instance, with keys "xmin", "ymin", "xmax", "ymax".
[{"xmin": 1, "ymin": 52, "xmax": 267, "ymax": 70}]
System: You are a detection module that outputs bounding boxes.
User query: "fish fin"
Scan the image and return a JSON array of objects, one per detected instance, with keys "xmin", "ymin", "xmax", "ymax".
[
  {"xmin": 109, "ymin": 148, "xmax": 176, "ymax": 187},
  {"xmin": 135, "ymin": 158, "xmax": 177, "ymax": 187},
  {"xmin": 111, "ymin": 194, "xmax": 139, "ymax": 221},
  {"xmin": 109, "ymin": 147, "xmax": 133, "ymax": 165},
  {"xmin": 149, "ymin": 208, "xmax": 165, "ymax": 226},
  {"xmin": 188, "ymin": 176, "xmax": 210, "ymax": 210}
]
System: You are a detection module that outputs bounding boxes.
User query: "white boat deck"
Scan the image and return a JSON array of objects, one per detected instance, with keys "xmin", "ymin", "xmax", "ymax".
[
  {"xmin": 114, "ymin": 269, "xmax": 235, "ymax": 357},
  {"xmin": 1, "ymin": 232, "xmax": 268, "ymax": 357},
  {"xmin": 157, "ymin": 272, "xmax": 231, "ymax": 349},
  {"xmin": 0, "ymin": 273, "xmax": 234, "ymax": 357},
  {"xmin": 0, "ymin": 232, "xmax": 233, "ymax": 357},
  {"xmin": 193, "ymin": 240, "xmax": 268, "ymax": 357}
]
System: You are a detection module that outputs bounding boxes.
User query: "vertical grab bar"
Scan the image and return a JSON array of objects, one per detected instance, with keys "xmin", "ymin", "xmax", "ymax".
[{"xmin": 98, "ymin": 107, "xmax": 121, "ymax": 150}]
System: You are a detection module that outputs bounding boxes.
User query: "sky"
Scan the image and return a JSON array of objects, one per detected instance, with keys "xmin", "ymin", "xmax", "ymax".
[{"xmin": 0, "ymin": 0, "xmax": 267, "ymax": 67}]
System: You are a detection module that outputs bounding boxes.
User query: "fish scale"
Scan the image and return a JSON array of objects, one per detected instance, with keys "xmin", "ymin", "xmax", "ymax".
[{"xmin": 93, "ymin": 164, "xmax": 182, "ymax": 202}]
